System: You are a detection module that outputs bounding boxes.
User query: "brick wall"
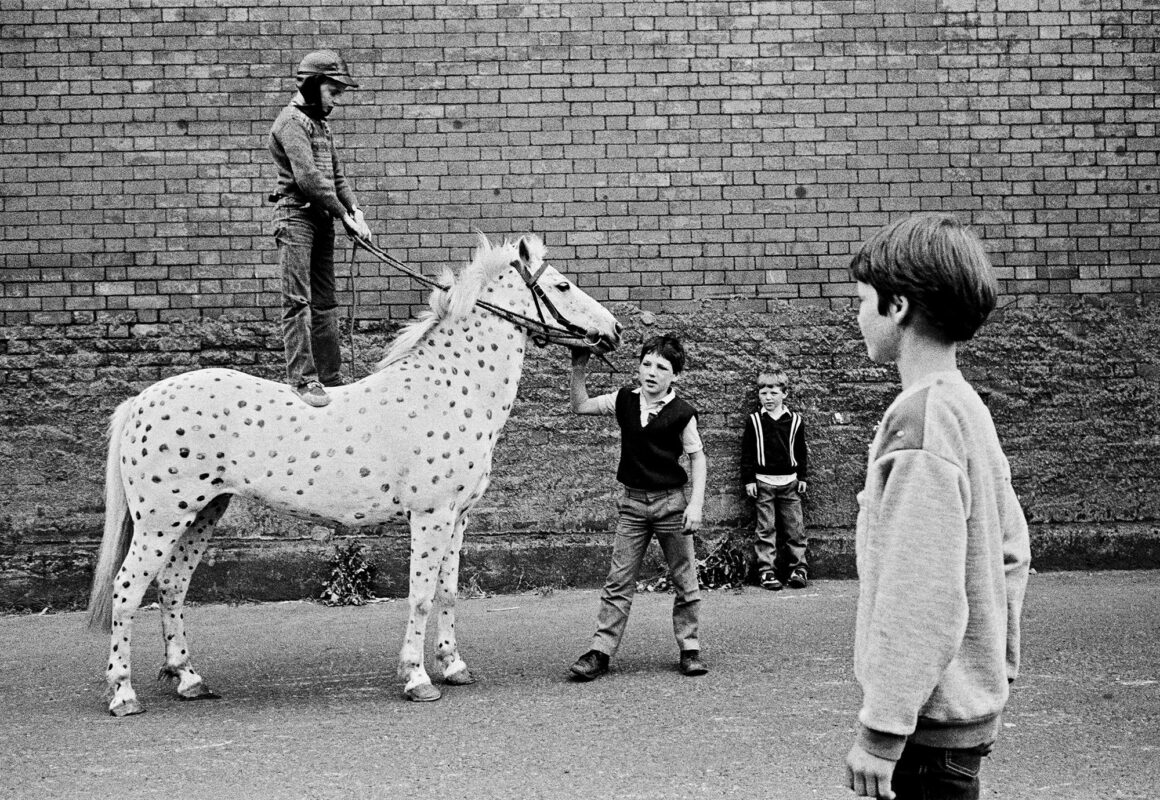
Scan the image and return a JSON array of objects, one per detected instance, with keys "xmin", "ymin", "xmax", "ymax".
[
  {"xmin": 2, "ymin": 0, "xmax": 1157, "ymax": 327},
  {"xmin": 3, "ymin": 299, "xmax": 1159, "ymax": 609},
  {"xmin": 2, "ymin": 1, "xmax": 1159, "ymax": 608}
]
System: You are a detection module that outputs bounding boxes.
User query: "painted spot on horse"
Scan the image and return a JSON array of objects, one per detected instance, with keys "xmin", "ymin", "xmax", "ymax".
[{"xmin": 86, "ymin": 233, "xmax": 621, "ymax": 715}]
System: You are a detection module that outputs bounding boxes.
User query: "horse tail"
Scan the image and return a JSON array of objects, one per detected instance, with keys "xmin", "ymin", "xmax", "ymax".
[{"xmin": 86, "ymin": 399, "xmax": 135, "ymax": 633}]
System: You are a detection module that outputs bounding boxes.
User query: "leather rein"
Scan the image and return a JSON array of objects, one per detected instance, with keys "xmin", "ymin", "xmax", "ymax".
[{"xmin": 350, "ymin": 237, "xmax": 611, "ymax": 355}]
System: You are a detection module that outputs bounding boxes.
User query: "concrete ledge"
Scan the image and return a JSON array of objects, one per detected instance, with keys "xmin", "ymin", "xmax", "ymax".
[
  {"xmin": 1026, "ymin": 522, "xmax": 1160, "ymax": 571},
  {"xmin": 3, "ymin": 523, "xmax": 1158, "ymax": 611}
]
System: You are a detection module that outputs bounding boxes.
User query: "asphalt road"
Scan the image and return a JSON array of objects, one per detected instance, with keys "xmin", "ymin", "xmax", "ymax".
[{"xmin": 1, "ymin": 570, "xmax": 1156, "ymax": 800}]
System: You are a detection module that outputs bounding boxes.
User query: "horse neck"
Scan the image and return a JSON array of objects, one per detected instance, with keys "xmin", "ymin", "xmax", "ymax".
[
  {"xmin": 459, "ymin": 298, "xmax": 529, "ymax": 411},
  {"xmin": 372, "ymin": 283, "xmax": 530, "ymax": 417},
  {"xmin": 468, "ymin": 277, "xmax": 531, "ymax": 407}
]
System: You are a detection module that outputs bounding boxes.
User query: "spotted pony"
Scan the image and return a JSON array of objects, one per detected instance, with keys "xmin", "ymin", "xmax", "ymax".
[{"xmin": 87, "ymin": 233, "xmax": 621, "ymax": 716}]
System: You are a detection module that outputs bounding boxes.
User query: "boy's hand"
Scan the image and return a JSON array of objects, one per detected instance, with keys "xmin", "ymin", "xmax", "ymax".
[
  {"xmin": 343, "ymin": 210, "xmax": 372, "ymax": 242},
  {"xmin": 571, "ymin": 348, "xmax": 591, "ymax": 368},
  {"xmin": 682, "ymin": 502, "xmax": 703, "ymax": 533},
  {"xmin": 745, "ymin": 482, "xmax": 757, "ymax": 499},
  {"xmin": 845, "ymin": 743, "xmax": 897, "ymax": 799},
  {"xmin": 797, "ymin": 480, "xmax": 808, "ymax": 494}
]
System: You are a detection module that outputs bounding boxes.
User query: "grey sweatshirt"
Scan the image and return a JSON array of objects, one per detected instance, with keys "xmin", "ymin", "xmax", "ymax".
[
  {"xmin": 854, "ymin": 370, "xmax": 1031, "ymax": 760},
  {"xmin": 268, "ymin": 96, "xmax": 357, "ymax": 219}
]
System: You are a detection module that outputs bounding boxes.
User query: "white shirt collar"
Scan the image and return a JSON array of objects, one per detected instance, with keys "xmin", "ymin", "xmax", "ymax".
[{"xmin": 634, "ymin": 387, "xmax": 676, "ymax": 409}]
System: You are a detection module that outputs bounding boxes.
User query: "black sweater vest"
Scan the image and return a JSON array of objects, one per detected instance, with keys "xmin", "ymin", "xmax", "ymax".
[{"xmin": 614, "ymin": 387, "xmax": 697, "ymax": 490}]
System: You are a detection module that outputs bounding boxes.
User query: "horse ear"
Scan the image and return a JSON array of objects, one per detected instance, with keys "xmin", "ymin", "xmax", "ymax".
[{"xmin": 517, "ymin": 237, "xmax": 531, "ymax": 266}]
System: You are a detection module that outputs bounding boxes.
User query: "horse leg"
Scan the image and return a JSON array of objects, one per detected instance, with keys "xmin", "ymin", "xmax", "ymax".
[
  {"xmin": 435, "ymin": 514, "xmax": 475, "ymax": 686},
  {"xmin": 104, "ymin": 528, "xmax": 185, "ymax": 717},
  {"xmin": 155, "ymin": 495, "xmax": 231, "ymax": 701},
  {"xmin": 398, "ymin": 508, "xmax": 458, "ymax": 702}
]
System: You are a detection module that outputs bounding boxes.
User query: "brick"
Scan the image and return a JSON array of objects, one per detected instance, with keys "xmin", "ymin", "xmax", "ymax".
[{"xmin": 0, "ymin": 1, "xmax": 1154, "ymax": 328}]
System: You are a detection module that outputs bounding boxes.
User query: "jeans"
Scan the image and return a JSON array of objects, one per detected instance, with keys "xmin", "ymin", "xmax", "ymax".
[
  {"xmin": 892, "ymin": 742, "xmax": 992, "ymax": 800},
  {"xmin": 592, "ymin": 487, "xmax": 701, "ymax": 656},
  {"xmin": 753, "ymin": 481, "xmax": 806, "ymax": 577},
  {"xmin": 275, "ymin": 202, "xmax": 342, "ymax": 388}
]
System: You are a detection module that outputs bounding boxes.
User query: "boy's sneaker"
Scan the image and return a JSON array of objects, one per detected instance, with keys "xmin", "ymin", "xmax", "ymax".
[
  {"xmin": 569, "ymin": 650, "xmax": 609, "ymax": 681},
  {"xmin": 760, "ymin": 571, "xmax": 783, "ymax": 591},
  {"xmin": 788, "ymin": 568, "xmax": 808, "ymax": 589},
  {"xmin": 296, "ymin": 381, "xmax": 331, "ymax": 407},
  {"xmin": 679, "ymin": 650, "xmax": 708, "ymax": 676}
]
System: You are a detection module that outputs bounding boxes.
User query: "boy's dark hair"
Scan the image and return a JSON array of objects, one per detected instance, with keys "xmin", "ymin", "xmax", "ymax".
[
  {"xmin": 757, "ymin": 365, "xmax": 789, "ymax": 391},
  {"xmin": 297, "ymin": 74, "xmax": 326, "ymax": 106},
  {"xmin": 849, "ymin": 213, "xmax": 998, "ymax": 342},
  {"xmin": 639, "ymin": 334, "xmax": 686, "ymax": 374}
]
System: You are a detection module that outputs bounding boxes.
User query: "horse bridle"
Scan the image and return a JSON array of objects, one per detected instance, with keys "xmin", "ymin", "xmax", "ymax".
[
  {"xmin": 505, "ymin": 256, "xmax": 596, "ymax": 348},
  {"xmin": 350, "ymin": 237, "xmax": 609, "ymax": 353}
]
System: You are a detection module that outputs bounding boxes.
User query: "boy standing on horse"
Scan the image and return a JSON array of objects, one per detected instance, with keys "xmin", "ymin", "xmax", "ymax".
[
  {"xmin": 268, "ymin": 49, "xmax": 373, "ymax": 407},
  {"xmin": 842, "ymin": 213, "xmax": 1031, "ymax": 800},
  {"xmin": 568, "ymin": 334, "xmax": 710, "ymax": 681}
]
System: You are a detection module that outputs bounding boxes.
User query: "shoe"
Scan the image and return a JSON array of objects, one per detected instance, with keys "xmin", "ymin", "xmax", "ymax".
[
  {"xmin": 760, "ymin": 571, "xmax": 783, "ymax": 591},
  {"xmin": 569, "ymin": 650, "xmax": 609, "ymax": 681},
  {"xmin": 788, "ymin": 568, "xmax": 808, "ymax": 589},
  {"xmin": 679, "ymin": 650, "xmax": 708, "ymax": 677},
  {"xmin": 296, "ymin": 381, "xmax": 331, "ymax": 407}
]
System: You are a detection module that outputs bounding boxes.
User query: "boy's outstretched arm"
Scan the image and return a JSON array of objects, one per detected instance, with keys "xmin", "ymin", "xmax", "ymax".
[
  {"xmin": 683, "ymin": 449, "xmax": 706, "ymax": 532},
  {"xmin": 570, "ymin": 348, "xmax": 602, "ymax": 414}
]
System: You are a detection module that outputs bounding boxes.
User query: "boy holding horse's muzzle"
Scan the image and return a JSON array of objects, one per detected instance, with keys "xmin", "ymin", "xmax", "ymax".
[{"xmin": 567, "ymin": 334, "xmax": 710, "ymax": 682}]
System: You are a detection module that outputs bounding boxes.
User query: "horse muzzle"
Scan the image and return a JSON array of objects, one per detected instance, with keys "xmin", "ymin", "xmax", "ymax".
[{"xmin": 584, "ymin": 324, "xmax": 621, "ymax": 354}]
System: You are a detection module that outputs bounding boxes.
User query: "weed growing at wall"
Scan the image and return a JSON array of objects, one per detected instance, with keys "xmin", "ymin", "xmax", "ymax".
[{"xmin": 320, "ymin": 541, "xmax": 377, "ymax": 606}]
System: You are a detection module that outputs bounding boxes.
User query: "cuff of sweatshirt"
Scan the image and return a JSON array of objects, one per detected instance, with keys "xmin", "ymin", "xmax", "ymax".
[{"xmin": 858, "ymin": 724, "xmax": 907, "ymax": 761}]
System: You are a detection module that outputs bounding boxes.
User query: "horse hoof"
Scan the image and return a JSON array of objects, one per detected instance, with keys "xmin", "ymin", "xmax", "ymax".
[
  {"xmin": 404, "ymin": 683, "xmax": 442, "ymax": 702},
  {"xmin": 110, "ymin": 699, "xmax": 145, "ymax": 717},
  {"xmin": 443, "ymin": 668, "xmax": 476, "ymax": 686},
  {"xmin": 177, "ymin": 682, "xmax": 221, "ymax": 701}
]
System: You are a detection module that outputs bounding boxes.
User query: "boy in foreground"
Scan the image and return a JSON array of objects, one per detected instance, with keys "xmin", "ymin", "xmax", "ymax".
[
  {"xmin": 844, "ymin": 214, "xmax": 1032, "ymax": 799},
  {"xmin": 568, "ymin": 334, "xmax": 709, "ymax": 681}
]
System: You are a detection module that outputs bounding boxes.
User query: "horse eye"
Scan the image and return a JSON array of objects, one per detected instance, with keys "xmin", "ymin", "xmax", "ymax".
[{"xmin": 556, "ymin": 281, "xmax": 570, "ymax": 291}]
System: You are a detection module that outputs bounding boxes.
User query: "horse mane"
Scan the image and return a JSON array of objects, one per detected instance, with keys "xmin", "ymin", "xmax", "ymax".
[{"xmin": 375, "ymin": 233, "xmax": 543, "ymax": 371}]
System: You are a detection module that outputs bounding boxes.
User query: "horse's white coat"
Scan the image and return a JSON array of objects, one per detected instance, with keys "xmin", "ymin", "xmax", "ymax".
[{"xmin": 86, "ymin": 234, "xmax": 620, "ymax": 715}]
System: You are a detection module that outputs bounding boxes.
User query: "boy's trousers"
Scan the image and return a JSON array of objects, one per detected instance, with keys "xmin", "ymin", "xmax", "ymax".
[
  {"xmin": 275, "ymin": 203, "xmax": 343, "ymax": 389},
  {"xmin": 753, "ymin": 481, "xmax": 806, "ymax": 576},
  {"xmin": 591, "ymin": 487, "xmax": 701, "ymax": 656},
  {"xmin": 892, "ymin": 741, "xmax": 992, "ymax": 800}
]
